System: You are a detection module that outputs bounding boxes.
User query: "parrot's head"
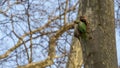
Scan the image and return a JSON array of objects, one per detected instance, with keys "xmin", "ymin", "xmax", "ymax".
[{"xmin": 80, "ymin": 16, "xmax": 87, "ymax": 25}]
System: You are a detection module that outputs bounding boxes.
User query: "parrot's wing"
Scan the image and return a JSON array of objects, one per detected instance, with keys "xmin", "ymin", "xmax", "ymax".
[{"xmin": 78, "ymin": 22, "xmax": 86, "ymax": 33}]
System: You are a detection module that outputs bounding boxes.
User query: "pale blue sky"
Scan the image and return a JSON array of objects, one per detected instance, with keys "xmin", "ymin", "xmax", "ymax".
[{"xmin": 116, "ymin": 28, "xmax": 120, "ymax": 64}]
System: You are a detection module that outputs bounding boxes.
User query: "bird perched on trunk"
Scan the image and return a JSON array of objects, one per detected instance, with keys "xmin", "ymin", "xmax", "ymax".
[{"xmin": 74, "ymin": 16, "xmax": 88, "ymax": 40}]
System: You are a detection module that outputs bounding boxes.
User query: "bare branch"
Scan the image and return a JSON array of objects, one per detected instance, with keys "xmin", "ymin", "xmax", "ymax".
[{"xmin": 18, "ymin": 22, "xmax": 75, "ymax": 68}]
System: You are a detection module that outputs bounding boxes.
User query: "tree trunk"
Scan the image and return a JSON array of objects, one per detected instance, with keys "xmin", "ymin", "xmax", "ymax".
[
  {"xmin": 67, "ymin": 0, "xmax": 118, "ymax": 68},
  {"xmin": 67, "ymin": 36, "xmax": 83, "ymax": 68}
]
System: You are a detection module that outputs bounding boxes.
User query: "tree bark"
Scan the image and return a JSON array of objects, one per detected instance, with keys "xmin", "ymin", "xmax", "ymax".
[
  {"xmin": 67, "ymin": 0, "xmax": 118, "ymax": 68},
  {"xmin": 67, "ymin": 36, "xmax": 83, "ymax": 68},
  {"xmin": 80, "ymin": 0, "xmax": 118, "ymax": 68}
]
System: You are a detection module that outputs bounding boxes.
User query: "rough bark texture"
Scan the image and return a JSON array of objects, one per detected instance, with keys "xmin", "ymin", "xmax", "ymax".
[
  {"xmin": 79, "ymin": 0, "xmax": 118, "ymax": 68},
  {"xmin": 67, "ymin": 0, "xmax": 118, "ymax": 68}
]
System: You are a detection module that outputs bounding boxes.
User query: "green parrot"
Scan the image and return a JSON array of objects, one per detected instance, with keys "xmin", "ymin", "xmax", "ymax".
[
  {"xmin": 74, "ymin": 16, "xmax": 88, "ymax": 40},
  {"xmin": 77, "ymin": 21, "xmax": 87, "ymax": 40}
]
